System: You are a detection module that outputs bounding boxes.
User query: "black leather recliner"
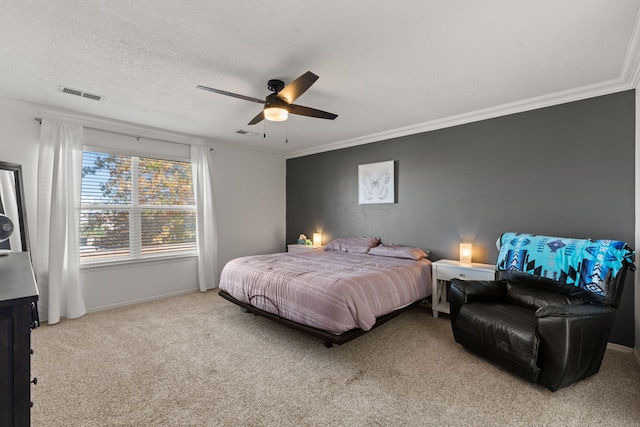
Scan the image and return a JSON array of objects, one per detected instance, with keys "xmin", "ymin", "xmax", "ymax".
[{"xmin": 449, "ymin": 233, "xmax": 634, "ymax": 391}]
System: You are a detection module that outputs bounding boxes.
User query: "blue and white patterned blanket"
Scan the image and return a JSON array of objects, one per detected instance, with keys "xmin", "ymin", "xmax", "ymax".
[{"xmin": 497, "ymin": 232, "xmax": 635, "ymax": 296}]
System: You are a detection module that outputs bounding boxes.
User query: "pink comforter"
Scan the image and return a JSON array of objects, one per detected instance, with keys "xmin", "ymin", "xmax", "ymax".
[{"xmin": 219, "ymin": 250, "xmax": 432, "ymax": 334}]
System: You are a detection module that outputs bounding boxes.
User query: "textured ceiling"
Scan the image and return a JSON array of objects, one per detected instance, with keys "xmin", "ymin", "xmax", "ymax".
[{"xmin": 0, "ymin": 1, "xmax": 639, "ymax": 157}]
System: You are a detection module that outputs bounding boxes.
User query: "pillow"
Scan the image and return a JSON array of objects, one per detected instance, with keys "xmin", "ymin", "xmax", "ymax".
[
  {"xmin": 368, "ymin": 244, "xmax": 429, "ymax": 260},
  {"xmin": 324, "ymin": 236, "xmax": 381, "ymax": 254}
]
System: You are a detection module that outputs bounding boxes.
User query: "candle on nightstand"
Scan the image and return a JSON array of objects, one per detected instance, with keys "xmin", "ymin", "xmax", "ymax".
[{"xmin": 313, "ymin": 232, "xmax": 323, "ymax": 247}]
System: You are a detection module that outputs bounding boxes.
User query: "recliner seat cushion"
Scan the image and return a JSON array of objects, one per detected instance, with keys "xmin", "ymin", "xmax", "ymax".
[{"xmin": 455, "ymin": 303, "xmax": 540, "ymax": 376}]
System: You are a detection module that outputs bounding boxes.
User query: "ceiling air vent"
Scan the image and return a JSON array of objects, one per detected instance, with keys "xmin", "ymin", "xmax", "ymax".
[
  {"xmin": 236, "ymin": 129, "xmax": 260, "ymax": 137},
  {"xmin": 58, "ymin": 86, "xmax": 104, "ymax": 101}
]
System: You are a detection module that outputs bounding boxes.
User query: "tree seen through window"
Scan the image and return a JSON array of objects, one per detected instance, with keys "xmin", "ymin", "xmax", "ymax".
[{"xmin": 80, "ymin": 151, "xmax": 196, "ymax": 262}]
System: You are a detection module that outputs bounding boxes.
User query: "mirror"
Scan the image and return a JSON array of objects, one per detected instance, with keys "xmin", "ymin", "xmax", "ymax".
[{"xmin": 0, "ymin": 161, "xmax": 29, "ymax": 252}]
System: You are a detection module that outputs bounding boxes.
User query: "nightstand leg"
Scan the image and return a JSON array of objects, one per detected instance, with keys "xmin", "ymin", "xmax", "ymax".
[{"xmin": 432, "ymin": 279, "xmax": 440, "ymax": 318}]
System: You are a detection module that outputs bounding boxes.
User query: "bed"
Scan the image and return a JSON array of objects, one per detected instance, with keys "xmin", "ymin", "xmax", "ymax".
[{"xmin": 218, "ymin": 238, "xmax": 432, "ymax": 347}]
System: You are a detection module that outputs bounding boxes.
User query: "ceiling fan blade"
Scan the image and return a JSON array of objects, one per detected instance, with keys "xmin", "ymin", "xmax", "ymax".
[
  {"xmin": 248, "ymin": 110, "xmax": 265, "ymax": 125},
  {"xmin": 288, "ymin": 104, "xmax": 338, "ymax": 120},
  {"xmin": 196, "ymin": 85, "xmax": 265, "ymax": 104},
  {"xmin": 276, "ymin": 71, "xmax": 319, "ymax": 104}
]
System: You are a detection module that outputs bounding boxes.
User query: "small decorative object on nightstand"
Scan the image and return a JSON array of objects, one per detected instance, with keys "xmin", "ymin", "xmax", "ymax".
[
  {"xmin": 459, "ymin": 243, "xmax": 473, "ymax": 264},
  {"xmin": 287, "ymin": 244, "xmax": 325, "ymax": 253},
  {"xmin": 431, "ymin": 259, "xmax": 495, "ymax": 318}
]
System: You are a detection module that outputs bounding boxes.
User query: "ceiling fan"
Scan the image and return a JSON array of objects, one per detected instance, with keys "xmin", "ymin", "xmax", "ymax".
[{"xmin": 197, "ymin": 71, "xmax": 338, "ymax": 125}]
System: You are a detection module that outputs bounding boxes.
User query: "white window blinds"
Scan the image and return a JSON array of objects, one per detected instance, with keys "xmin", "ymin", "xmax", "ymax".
[{"xmin": 80, "ymin": 150, "xmax": 196, "ymax": 264}]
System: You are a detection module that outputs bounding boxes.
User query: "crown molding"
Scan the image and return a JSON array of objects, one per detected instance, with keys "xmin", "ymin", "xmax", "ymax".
[
  {"xmin": 287, "ymin": 77, "xmax": 633, "ymax": 159},
  {"xmin": 622, "ymin": 7, "xmax": 640, "ymax": 89}
]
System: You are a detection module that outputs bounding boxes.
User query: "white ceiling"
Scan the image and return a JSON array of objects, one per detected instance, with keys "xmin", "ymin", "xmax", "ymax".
[{"xmin": 1, "ymin": 1, "xmax": 640, "ymax": 157}]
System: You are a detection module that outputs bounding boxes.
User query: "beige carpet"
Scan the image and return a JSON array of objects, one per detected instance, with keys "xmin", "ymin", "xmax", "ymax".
[{"xmin": 31, "ymin": 291, "xmax": 640, "ymax": 426}]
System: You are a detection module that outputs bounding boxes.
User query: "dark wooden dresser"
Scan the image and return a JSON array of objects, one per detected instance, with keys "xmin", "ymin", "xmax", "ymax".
[{"xmin": 0, "ymin": 253, "xmax": 39, "ymax": 426}]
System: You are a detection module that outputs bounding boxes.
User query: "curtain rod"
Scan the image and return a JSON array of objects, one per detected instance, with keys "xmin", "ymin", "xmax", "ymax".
[{"xmin": 34, "ymin": 117, "xmax": 212, "ymax": 150}]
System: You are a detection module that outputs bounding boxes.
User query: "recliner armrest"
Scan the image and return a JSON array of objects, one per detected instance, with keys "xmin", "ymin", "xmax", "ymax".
[
  {"xmin": 535, "ymin": 302, "xmax": 617, "ymax": 391},
  {"xmin": 535, "ymin": 303, "xmax": 615, "ymax": 318}
]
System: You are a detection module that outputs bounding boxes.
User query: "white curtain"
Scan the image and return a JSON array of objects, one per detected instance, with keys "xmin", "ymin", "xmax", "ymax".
[
  {"xmin": 190, "ymin": 146, "xmax": 218, "ymax": 291},
  {"xmin": 36, "ymin": 120, "xmax": 85, "ymax": 324}
]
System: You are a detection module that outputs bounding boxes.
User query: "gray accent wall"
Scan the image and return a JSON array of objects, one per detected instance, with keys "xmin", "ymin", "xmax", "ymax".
[{"xmin": 287, "ymin": 90, "xmax": 636, "ymax": 347}]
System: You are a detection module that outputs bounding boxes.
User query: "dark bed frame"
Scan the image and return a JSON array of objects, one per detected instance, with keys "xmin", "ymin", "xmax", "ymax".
[{"xmin": 218, "ymin": 290, "xmax": 423, "ymax": 347}]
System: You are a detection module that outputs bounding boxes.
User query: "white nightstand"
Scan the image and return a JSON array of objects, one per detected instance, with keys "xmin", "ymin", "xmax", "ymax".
[
  {"xmin": 431, "ymin": 259, "xmax": 495, "ymax": 318},
  {"xmin": 287, "ymin": 244, "xmax": 325, "ymax": 253}
]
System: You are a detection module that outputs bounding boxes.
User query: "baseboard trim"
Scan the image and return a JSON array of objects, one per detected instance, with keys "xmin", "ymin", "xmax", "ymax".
[
  {"xmin": 85, "ymin": 288, "xmax": 200, "ymax": 315},
  {"xmin": 606, "ymin": 342, "xmax": 634, "ymax": 353}
]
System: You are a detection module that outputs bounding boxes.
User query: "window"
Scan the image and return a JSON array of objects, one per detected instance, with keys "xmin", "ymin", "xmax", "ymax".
[{"xmin": 80, "ymin": 150, "xmax": 196, "ymax": 264}]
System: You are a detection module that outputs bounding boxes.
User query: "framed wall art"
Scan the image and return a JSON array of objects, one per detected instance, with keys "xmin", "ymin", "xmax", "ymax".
[{"xmin": 358, "ymin": 160, "xmax": 394, "ymax": 204}]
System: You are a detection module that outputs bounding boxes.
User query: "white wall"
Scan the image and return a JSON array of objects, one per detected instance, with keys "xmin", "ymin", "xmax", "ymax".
[
  {"xmin": 0, "ymin": 97, "xmax": 286, "ymax": 319},
  {"xmin": 636, "ymin": 88, "xmax": 640, "ymax": 366}
]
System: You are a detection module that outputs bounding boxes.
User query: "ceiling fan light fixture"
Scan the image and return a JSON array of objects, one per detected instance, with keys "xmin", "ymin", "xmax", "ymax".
[
  {"xmin": 264, "ymin": 106, "xmax": 289, "ymax": 122},
  {"xmin": 198, "ymin": 71, "xmax": 337, "ymax": 125}
]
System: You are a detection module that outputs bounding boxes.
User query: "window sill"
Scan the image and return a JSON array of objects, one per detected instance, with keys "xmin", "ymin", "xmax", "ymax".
[{"xmin": 80, "ymin": 252, "xmax": 198, "ymax": 269}]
